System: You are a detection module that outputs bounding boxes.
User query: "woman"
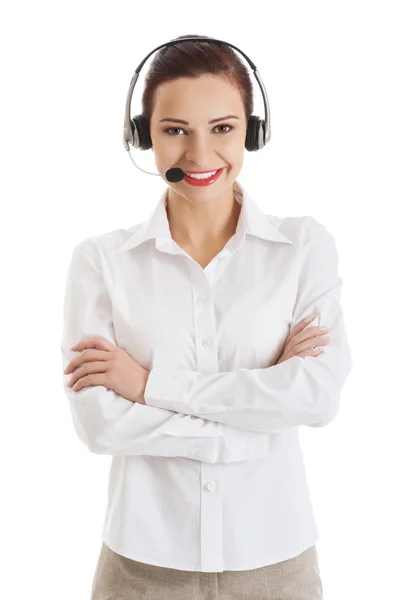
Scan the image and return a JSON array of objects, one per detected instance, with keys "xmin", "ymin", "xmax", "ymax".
[{"xmin": 61, "ymin": 34, "xmax": 352, "ymax": 599}]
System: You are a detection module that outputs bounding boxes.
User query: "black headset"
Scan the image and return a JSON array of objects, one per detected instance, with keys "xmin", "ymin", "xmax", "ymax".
[{"xmin": 123, "ymin": 36, "xmax": 272, "ymax": 155}]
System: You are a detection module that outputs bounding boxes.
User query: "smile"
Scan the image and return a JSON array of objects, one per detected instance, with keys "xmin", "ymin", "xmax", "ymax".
[{"xmin": 183, "ymin": 167, "xmax": 225, "ymax": 186}]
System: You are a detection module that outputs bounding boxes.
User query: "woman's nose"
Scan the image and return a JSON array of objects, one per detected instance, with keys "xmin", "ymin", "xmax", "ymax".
[{"xmin": 184, "ymin": 134, "xmax": 216, "ymax": 166}]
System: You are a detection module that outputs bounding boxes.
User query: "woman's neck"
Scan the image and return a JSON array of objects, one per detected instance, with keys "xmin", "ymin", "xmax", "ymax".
[{"xmin": 165, "ymin": 188, "xmax": 242, "ymax": 250}]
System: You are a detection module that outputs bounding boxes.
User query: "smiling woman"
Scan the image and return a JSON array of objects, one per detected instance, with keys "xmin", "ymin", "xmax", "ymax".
[{"xmin": 60, "ymin": 33, "xmax": 345, "ymax": 600}]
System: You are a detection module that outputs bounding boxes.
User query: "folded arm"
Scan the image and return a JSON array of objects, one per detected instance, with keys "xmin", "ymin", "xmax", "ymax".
[
  {"xmin": 61, "ymin": 243, "xmax": 268, "ymax": 462},
  {"xmin": 144, "ymin": 218, "xmax": 353, "ymax": 432}
]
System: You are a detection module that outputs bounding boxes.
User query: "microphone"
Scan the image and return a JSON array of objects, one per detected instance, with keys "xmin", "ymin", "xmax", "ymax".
[{"xmin": 127, "ymin": 148, "xmax": 185, "ymax": 183}]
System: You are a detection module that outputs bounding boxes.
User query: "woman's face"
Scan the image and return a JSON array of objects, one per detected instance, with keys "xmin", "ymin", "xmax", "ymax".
[{"xmin": 149, "ymin": 74, "xmax": 247, "ymax": 204}]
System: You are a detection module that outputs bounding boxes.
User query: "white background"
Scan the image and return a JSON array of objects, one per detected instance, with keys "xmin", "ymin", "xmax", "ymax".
[{"xmin": 2, "ymin": 1, "xmax": 399, "ymax": 598}]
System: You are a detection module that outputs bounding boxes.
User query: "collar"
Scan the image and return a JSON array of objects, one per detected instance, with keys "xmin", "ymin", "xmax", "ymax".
[{"xmin": 115, "ymin": 179, "xmax": 293, "ymax": 254}]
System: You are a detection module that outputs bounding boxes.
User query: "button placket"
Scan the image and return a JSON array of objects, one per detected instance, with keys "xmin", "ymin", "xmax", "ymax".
[
  {"xmin": 200, "ymin": 463, "xmax": 223, "ymax": 571},
  {"xmin": 188, "ymin": 261, "xmax": 224, "ymax": 571},
  {"xmin": 188, "ymin": 267, "xmax": 219, "ymax": 373}
]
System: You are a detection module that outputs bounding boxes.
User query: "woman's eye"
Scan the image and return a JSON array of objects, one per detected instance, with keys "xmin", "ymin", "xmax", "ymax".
[
  {"xmin": 164, "ymin": 127, "xmax": 184, "ymax": 136},
  {"xmin": 214, "ymin": 124, "xmax": 233, "ymax": 134},
  {"xmin": 163, "ymin": 124, "xmax": 233, "ymax": 135}
]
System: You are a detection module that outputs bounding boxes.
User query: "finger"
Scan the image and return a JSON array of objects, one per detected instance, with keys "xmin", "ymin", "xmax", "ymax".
[
  {"xmin": 297, "ymin": 347, "xmax": 323, "ymax": 358},
  {"xmin": 70, "ymin": 336, "xmax": 116, "ymax": 352},
  {"xmin": 293, "ymin": 335, "xmax": 330, "ymax": 355},
  {"xmin": 64, "ymin": 349, "xmax": 111, "ymax": 374},
  {"xmin": 70, "ymin": 371, "xmax": 109, "ymax": 392},
  {"xmin": 287, "ymin": 316, "xmax": 315, "ymax": 340},
  {"xmin": 284, "ymin": 324, "xmax": 321, "ymax": 354},
  {"xmin": 67, "ymin": 361, "xmax": 109, "ymax": 387},
  {"xmin": 291, "ymin": 326, "xmax": 329, "ymax": 348}
]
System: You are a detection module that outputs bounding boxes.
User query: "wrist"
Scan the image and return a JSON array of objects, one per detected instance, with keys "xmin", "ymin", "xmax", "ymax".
[{"xmin": 137, "ymin": 369, "xmax": 150, "ymax": 404}]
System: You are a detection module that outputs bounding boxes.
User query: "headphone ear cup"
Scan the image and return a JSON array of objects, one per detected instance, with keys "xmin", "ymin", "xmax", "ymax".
[
  {"xmin": 131, "ymin": 114, "xmax": 153, "ymax": 150},
  {"xmin": 245, "ymin": 115, "xmax": 265, "ymax": 151}
]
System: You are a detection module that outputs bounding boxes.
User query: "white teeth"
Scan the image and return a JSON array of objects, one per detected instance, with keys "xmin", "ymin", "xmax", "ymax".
[{"xmin": 185, "ymin": 170, "xmax": 218, "ymax": 180}]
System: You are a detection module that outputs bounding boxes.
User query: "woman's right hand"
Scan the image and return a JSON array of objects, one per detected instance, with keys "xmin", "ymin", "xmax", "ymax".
[{"xmin": 275, "ymin": 317, "xmax": 331, "ymax": 365}]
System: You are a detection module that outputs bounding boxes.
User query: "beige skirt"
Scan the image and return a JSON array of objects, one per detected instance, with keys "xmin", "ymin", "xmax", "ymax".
[{"xmin": 90, "ymin": 541, "xmax": 324, "ymax": 599}]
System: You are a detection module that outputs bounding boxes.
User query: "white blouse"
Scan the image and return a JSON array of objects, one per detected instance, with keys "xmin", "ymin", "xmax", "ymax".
[{"xmin": 61, "ymin": 179, "xmax": 352, "ymax": 572}]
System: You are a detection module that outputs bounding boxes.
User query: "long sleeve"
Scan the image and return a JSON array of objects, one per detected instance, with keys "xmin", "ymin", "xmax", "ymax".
[
  {"xmin": 144, "ymin": 218, "xmax": 353, "ymax": 432},
  {"xmin": 61, "ymin": 243, "xmax": 269, "ymax": 462}
]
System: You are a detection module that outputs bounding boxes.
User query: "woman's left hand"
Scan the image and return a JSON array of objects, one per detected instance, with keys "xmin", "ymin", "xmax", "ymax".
[{"xmin": 64, "ymin": 335, "xmax": 149, "ymax": 404}]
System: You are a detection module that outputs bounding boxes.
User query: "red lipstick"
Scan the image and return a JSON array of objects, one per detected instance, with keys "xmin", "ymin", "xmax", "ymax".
[{"xmin": 183, "ymin": 167, "xmax": 225, "ymax": 187}]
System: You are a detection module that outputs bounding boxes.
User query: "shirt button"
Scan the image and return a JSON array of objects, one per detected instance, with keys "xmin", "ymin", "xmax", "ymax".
[
  {"xmin": 195, "ymin": 451, "xmax": 204, "ymax": 457},
  {"xmin": 244, "ymin": 445, "xmax": 255, "ymax": 456},
  {"xmin": 198, "ymin": 295, "xmax": 207, "ymax": 302},
  {"xmin": 206, "ymin": 481, "xmax": 217, "ymax": 492},
  {"xmin": 202, "ymin": 337, "xmax": 212, "ymax": 347}
]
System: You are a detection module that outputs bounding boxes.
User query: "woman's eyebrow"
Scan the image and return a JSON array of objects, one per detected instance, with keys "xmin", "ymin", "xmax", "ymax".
[{"xmin": 158, "ymin": 115, "xmax": 240, "ymax": 125}]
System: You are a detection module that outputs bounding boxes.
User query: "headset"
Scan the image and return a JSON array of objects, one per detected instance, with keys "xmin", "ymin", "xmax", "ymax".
[{"xmin": 122, "ymin": 36, "xmax": 272, "ymax": 182}]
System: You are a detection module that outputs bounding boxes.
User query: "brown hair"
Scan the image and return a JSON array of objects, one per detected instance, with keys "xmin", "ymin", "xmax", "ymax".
[{"xmin": 141, "ymin": 34, "xmax": 254, "ymax": 125}]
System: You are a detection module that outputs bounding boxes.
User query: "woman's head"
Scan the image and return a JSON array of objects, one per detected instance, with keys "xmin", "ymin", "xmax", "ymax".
[{"xmin": 141, "ymin": 34, "xmax": 255, "ymax": 204}]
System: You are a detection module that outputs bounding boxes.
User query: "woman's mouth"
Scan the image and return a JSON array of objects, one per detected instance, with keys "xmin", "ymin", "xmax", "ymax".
[{"xmin": 183, "ymin": 167, "xmax": 225, "ymax": 186}]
